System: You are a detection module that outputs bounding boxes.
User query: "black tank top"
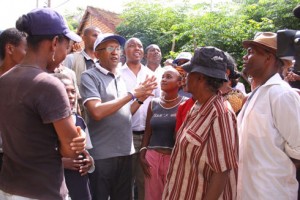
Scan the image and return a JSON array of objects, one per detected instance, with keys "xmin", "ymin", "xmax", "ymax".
[{"xmin": 148, "ymin": 97, "xmax": 186, "ymax": 149}]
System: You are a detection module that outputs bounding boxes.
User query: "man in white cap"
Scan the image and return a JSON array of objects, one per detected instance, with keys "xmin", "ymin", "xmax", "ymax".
[
  {"xmin": 80, "ymin": 34, "xmax": 157, "ymax": 200},
  {"xmin": 237, "ymin": 32, "xmax": 300, "ymax": 199},
  {"xmin": 173, "ymin": 51, "xmax": 192, "ymax": 66}
]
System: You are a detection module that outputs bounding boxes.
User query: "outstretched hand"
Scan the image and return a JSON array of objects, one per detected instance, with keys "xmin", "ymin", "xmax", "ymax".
[{"xmin": 134, "ymin": 75, "xmax": 157, "ymax": 99}]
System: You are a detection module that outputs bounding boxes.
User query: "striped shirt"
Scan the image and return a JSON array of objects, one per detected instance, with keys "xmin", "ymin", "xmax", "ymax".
[{"xmin": 163, "ymin": 95, "xmax": 238, "ymax": 200}]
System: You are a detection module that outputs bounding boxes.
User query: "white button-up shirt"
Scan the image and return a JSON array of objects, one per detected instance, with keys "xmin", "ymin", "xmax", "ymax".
[
  {"xmin": 119, "ymin": 64, "xmax": 159, "ymax": 131},
  {"xmin": 237, "ymin": 73, "xmax": 300, "ymax": 200}
]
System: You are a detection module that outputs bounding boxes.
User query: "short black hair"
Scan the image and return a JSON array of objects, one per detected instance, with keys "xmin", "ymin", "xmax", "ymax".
[{"xmin": 0, "ymin": 28, "xmax": 26, "ymax": 59}]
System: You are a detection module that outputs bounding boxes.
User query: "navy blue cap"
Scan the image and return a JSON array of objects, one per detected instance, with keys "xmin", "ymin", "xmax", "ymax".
[{"xmin": 26, "ymin": 8, "xmax": 81, "ymax": 42}]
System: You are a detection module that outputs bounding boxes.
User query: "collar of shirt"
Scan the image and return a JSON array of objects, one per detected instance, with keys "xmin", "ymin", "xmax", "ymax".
[
  {"xmin": 263, "ymin": 73, "xmax": 291, "ymax": 88},
  {"xmin": 95, "ymin": 63, "xmax": 120, "ymax": 78},
  {"xmin": 82, "ymin": 50, "xmax": 98, "ymax": 63},
  {"xmin": 120, "ymin": 63, "xmax": 155, "ymax": 78},
  {"xmin": 153, "ymin": 65, "xmax": 164, "ymax": 73}
]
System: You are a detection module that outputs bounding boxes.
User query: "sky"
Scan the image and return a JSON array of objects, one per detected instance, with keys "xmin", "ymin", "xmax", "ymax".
[
  {"xmin": 0, "ymin": 0, "xmax": 226, "ymax": 30},
  {"xmin": 0, "ymin": 0, "xmax": 130, "ymax": 30}
]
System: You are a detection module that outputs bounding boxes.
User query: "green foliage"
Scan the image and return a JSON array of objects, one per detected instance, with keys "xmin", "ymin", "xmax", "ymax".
[
  {"xmin": 117, "ymin": 1, "xmax": 188, "ymax": 60},
  {"xmin": 64, "ymin": 7, "xmax": 84, "ymax": 31},
  {"xmin": 116, "ymin": 0, "xmax": 300, "ymax": 72}
]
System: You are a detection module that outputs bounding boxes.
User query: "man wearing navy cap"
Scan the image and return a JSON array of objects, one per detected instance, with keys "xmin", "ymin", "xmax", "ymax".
[{"xmin": 80, "ymin": 33, "xmax": 157, "ymax": 200}]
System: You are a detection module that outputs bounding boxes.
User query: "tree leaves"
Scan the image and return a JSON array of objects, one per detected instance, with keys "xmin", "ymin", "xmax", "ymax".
[{"xmin": 116, "ymin": 0, "xmax": 299, "ymax": 68}]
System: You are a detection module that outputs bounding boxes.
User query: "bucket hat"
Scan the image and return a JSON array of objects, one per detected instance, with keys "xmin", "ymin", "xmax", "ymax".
[{"xmin": 183, "ymin": 46, "xmax": 228, "ymax": 81}]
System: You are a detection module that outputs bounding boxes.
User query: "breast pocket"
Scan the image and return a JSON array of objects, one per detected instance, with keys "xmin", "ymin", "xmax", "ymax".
[
  {"xmin": 185, "ymin": 128, "xmax": 209, "ymax": 147},
  {"xmin": 247, "ymin": 112, "xmax": 268, "ymax": 138}
]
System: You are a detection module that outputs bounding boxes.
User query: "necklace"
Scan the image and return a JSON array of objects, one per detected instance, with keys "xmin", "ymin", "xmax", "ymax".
[
  {"xmin": 161, "ymin": 95, "xmax": 179, "ymax": 102},
  {"xmin": 159, "ymin": 96, "xmax": 184, "ymax": 109}
]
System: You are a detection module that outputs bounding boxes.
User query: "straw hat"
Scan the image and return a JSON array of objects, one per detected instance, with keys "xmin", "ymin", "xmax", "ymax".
[{"xmin": 242, "ymin": 32, "xmax": 292, "ymax": 68}]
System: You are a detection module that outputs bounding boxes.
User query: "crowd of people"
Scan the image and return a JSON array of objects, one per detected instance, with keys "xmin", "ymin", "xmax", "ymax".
[{"xmin": 0, "ymin": 5, "xmax": 300, "ymax": 200}]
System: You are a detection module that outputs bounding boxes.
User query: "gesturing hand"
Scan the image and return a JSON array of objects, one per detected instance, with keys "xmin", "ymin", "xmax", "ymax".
[{"xmin": 134, "ymin": 75, "xmax": 157, "ymax": 99}]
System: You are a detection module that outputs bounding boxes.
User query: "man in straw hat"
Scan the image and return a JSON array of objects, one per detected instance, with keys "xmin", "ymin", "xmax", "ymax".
[{"xmin": 237, "ymin": 32, "xmax": 300, "ymax": 199}]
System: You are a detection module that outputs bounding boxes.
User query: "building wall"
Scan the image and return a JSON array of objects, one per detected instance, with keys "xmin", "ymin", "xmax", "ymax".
[{"xmin": 80, "ymin": 15, "xmax": 115, "ymax": 36}]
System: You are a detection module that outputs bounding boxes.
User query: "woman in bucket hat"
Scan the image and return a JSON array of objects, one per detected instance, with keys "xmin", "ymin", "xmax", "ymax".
[
  {"xmin": 163, "ymin": 46, "xmax": 238, "ymax": 200},
  {"xmin": 0, "ymin": 8, "xmax": 85, "ymax": 200}
]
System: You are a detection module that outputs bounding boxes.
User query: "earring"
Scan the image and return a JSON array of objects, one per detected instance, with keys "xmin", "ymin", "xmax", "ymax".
[{"xmin": 52, "ymin": 52, "xmax": 55, "ymax": 62}]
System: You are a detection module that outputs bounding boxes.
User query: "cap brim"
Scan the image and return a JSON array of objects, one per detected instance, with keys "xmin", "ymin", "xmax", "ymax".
[
  {"xmin": 65, "ymin": 31, "xmax": 82, "ymax": 43},
  {"xmin": 182, "ymin": 61, "xmax": 192, "ymax": 72},
  {"xmin": 182, "ymin": 62, "xmax": 228, "ymax": 81}
]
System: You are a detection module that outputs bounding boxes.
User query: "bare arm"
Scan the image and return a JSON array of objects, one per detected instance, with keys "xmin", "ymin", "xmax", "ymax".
[
  {"xmin": 85, "ymin": 94, "xmax": 133, "ymax": 121},
  {"xmin": 139, "ymin": 103, "xmax": 153, "ymax": 178},
  {"xmin": 203, "ymin": 170, "xmax": 230, "ymax": 200},
  {"xmin": 53, "ymin": 116, "xmax": 85, "ymax": 158},
  {"xmin": 130, "ymin": 95, "xmax": 149, "ymax": 115},
  {"xmin": 86, "ymin": 75, "xmax": 157, "ymax": 121}
]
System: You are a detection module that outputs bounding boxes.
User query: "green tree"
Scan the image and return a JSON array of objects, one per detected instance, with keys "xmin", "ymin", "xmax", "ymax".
[
  {"xmin": 117, "ymin": 0, "xmax": 299, "ymax": 67},
  {"xmin": 64, "ymin": 7, "xmax": 84, "ymax": 32},
  {"xmin": 117, "ymin": 0, "xmax": 188, "ymax": 60}
]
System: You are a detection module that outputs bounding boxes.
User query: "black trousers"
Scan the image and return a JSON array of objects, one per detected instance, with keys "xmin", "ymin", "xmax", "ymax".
[
  {"xmin": 0, "ymin": 153, "xmax": 3, "ymax": 172},
  {"xmin": 89, "ymin": 155, "xmax": 132, "ymax": 200}
]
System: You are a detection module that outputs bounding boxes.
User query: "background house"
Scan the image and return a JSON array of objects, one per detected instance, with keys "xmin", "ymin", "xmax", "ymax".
[
  {"xmin": 72, "ymin": 6, "xmax": 122, "ymax": 51},
  {"xmin": 77, "ymin": 6, "xmax": 122, "ymax": 35}
]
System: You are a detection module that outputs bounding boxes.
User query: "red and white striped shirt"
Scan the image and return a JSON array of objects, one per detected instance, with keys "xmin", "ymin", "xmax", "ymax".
[{"xmin": 163, "ymin": 95, "xmax": 238, "ymax": 200}]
